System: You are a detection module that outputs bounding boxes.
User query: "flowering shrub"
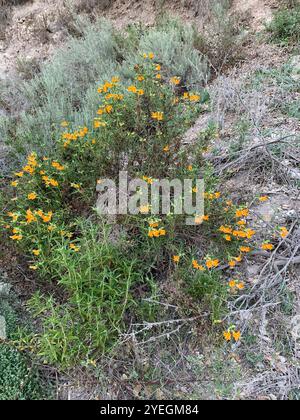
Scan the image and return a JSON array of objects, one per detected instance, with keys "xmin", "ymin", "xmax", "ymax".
[
  {"xmin": 0, "ymin": 56, "xmax": 269, "ymax": 366},
  {"xmin": 60, "ymin": 57, "xmax": 202, "ymax": 185},
  {"xmin": 0, "ymin": 18, "xmax": 208, "ymax": 159}
]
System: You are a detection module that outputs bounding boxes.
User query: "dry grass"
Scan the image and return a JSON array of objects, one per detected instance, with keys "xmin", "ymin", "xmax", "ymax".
[
  {"xmin": 193, "ymin": 2, "xmax": 247, "ymax": 74},
  {"xmin": 0, "ymin": 1, "xmax": 32, "ymax": 40}
]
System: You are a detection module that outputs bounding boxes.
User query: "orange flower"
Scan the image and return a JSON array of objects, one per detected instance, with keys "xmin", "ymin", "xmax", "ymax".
[
  {"xmin": 105, "ymin": 105, "xmax": 113, "ymax": 114},
  {"xmin": 27, "ymin": 155, "xmax": 37, "ymax": 166},
  {"xmin": 28, "ymin": 192, "xmax": 37, "ymax": 200},
  {"xmin": 259, "ymin": 196, "xmax": 269, "ymax": 202},
  {"xmin": 137, "ymin": 75, "xmax": 145, "ymax": 81},
  {"xmin": 149, "ymin": 221, "xmax": 159, "ymax": 228},
  {"xmin": 170, "ymin": 76, "xmax": 181, "ymax": 85},
  {"xmin": 15, "ymin": 172, "xmax": 24, "ymax": 178},
  {"xmin": 49, "ymin": 179, "xmax": 59, "ymax": 187},
  {"xmin": 240, "ymin": 246, "xmax": 251, "ymax": 253},
  {"xmin": 236, "ymin": 282, "xmax": 245, "ymax": 290},
  {"xmin": 280, "ymin": 227, "xmax": 289, "ymax": 239},
  {"xmin": 148, "ymin": 52, "xmax": 154, "ymax": 60},
  {"xmin": 100, "ymin": 81, "xmax": 113, "ymax": 93},
  {"xmin": 140, "ymin": 205, "xmax": 150, "ymax": 214},
  {"xmin": 32, "ymin": 249, "xmax": 40, "ymax": 256},
  {"xmin": 151, "ymin": 112, "xmax": 164, "ymax": 121},
  {"xmin": 10, "ymin": 234, "xmax": 22, "ymax": 241},
  {"xmin": 94, "ymin": 120, "xmax": 107, "ymax": 129},
  {"xmin": 29, "ymin": 265, "xmax": 38, "ymax": 271},
  {"xmin": 52, "ymin": 161, "xmax": 65, "ymax": 171},
  {"xmin": 225, "ymin": 235, "xmax": 232, "ymax": 242},
  {"xmin": 229, "ymin": 280, "xmax": 236, "ymax": 289},
  {"xmin": 232, "ymin": 230, "xmax": 247, "ymax": 238},
  {"xmin": 42, "ymin": 212, "xmax": 53, "ymax": 223},
  {"xmin": 163, "ymin": 145, "xmax": 170, "ymax": 152},
  {"xmin": 236, "ymin": 208, "xmax": 249, "ymax": 218},
  {"xmin": 189, "ymin": 94, "xmax": 200, "ymax": 102},
  {"xmin": 70, "ymin": 243, "xmax": 80, "ymax": 252},
  {"xmin": 192, "ymin": 260, "xmax": 205, "ymax": 271},
  {"xmin": 142, "ymin": 176, "xmax": 153, "ymax": 185},
  {"xmin": 245, "ymin": 229, "xmax": 256, "ymax": 239},
  {"xmin": 23, "ymin": 165, "xmax": 34, "ymax": 175},
  {"xmin": 128, "ymin": 85, "xmax": 137, "ymax": 93},
  {"xmin": 155, "ymin": 64, "xmax": 161, "ymax": 71},
  {"xmin": 232, "ymin": 331, "xmax": 241, "ymax": 342},
  {"xmin": 173, "ymin": 255, "xmax": 180, "ymax": 263},
  {"xmin": 7, "ymin": 212, "xmax": 18, "ymax": 222},
  {"xmin": 228, "ymin": 260, "xmax": 236, "ymax": 269},
  {"xmin": 195, "ymin": 215, "xmax": 209, "ymax": 224},
  {"xmin": 223, "ymin": 331, "xmax": 232, "ymax": 342},
  {"xmin": 11, "ymin": 181, "xmax": 18, "ymax": 187},
  {"xmin": 206, "ymin": 259, "xmax": 219, "ymax": 269},
  {"xmin": 26, "ymin": 209, "xmax": 36, "ymax": 224},
  {"xmin": 194, "ymin": 216, "xmax": 202, "ymax": 225},
  {"xmin": 219, "ymin": 226, "xmax": 232, "ymax": 235},
  {"xmin": 262, "ymin": 243, "xmax": 274, "ymax": 251},
  {"xmin": 192, "ymin": 259, "xmax": 199, "ymax": 269},
  {"xmin": 156, "ymin": 74, "xmax": 162, "ymax": 80},
  {"xmin": 148, "ymin": 228, "xmax": 166, "ymax": 238}
]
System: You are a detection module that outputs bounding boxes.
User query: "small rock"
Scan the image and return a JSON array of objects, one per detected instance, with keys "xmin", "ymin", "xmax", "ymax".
[
  {"xmin": 0, "ymin": 316, "xmax": 6, "ymax": 340},
  {"xmin": 0, "ymin": 282, "xmax": 12, "ymax": 298},
  {"xmin": 285, "ymin": 209, "xmax": 298, "ymax": 221}
]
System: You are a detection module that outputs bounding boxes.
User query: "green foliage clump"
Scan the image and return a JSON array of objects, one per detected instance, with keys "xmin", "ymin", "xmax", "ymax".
[
  {"xmin": 0, "ymin": 344, "xmax": 44, "ymax": 400},
  {"xmin": 267, "ymin": 5, "xmax": 300, "ymax": 44},
  {"xmin": 135, "ymin": 19, "xmax": 208, "ymax": 89},
  {"xmin": 0, "ymin": 296, "xmax": 45, "ymax": 400},
  {"xmin": 24, "ymin": 221, "xmax": 141, "ymax": 367}
]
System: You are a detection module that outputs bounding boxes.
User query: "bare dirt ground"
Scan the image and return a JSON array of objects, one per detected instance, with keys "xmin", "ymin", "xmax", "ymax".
[
  {"xmin": 0, "ymin": 0, "xmax": 280, "ymax": 81},
  {"xmin": 232, "ymin": 0, "xmax": 277, "ymax": 29}
]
